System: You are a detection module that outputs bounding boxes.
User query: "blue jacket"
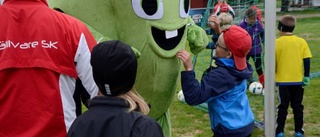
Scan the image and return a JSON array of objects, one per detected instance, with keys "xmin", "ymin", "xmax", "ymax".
[
  {"xmin": 181, "ymin": 58, "xmax": 254, "ymax": 136},
  {"xmin": 238, "ymin": 19, "xmax": 264, "ymax": 55}
]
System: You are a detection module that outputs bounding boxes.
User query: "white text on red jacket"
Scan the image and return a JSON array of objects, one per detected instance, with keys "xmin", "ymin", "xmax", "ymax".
[{"xmin": 0, "ymin": 40, "xmax": 58, "ymax": 50}]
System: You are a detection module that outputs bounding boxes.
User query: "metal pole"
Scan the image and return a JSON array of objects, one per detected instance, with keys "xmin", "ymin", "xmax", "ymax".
[{"xmin": 264, "ymin": 0, "xmax": 276, "ymax": 136}]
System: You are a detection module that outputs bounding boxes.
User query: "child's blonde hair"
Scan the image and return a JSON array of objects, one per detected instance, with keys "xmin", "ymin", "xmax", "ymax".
[
  {"xmin": 117, "ymin": 87, "xmax": 150, "ymax": 115},
  {"xmin": 218, "ymin": 12, "xmax": 233, "ymax": 30}
]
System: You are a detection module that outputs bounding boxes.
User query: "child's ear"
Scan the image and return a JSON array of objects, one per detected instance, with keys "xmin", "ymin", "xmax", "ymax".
[{"xmin": 226, "ymin": 51, "xmax": 232, "ymax": 58}]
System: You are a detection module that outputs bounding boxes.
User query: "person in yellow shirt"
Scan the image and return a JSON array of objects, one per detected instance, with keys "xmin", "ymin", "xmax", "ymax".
[{"xmin": 275, "ymin": 15, "xmax": 312, "ymax": 137}]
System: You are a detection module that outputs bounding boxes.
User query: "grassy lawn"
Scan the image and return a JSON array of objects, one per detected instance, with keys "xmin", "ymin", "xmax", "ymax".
[{"xmin": 170, "ymin": 16, "xmax": 320, "ymax": 136}]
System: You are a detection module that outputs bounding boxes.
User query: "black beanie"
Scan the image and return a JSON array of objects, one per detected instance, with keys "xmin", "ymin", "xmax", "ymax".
[{"xmin": 90, "ymin": 40, "xmax": 137, "ymax": 96}]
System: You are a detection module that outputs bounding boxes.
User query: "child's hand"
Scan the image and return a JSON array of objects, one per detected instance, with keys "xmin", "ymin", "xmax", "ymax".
[
  {"xmin": 208, "ymin": 15, "xmax": 221, "ymax": 34},
  {"xmin": 176, "ymin": 49, "xmax": 193, "ymax": 71}
]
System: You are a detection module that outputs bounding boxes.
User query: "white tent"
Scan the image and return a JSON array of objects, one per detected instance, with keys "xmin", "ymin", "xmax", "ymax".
[{"xmin": 312, "ymin": 0, "xmax": 320, "ymax": 6}]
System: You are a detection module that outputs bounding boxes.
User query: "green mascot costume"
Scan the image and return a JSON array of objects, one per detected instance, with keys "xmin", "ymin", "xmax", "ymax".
[{"xmin": 48, "ymin": 0, "xmax": 208, "ymax": 136}]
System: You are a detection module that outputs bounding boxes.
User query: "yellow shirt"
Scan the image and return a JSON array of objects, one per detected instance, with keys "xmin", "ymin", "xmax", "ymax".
[{"xmin": 275, "ymin": 35, "xmax": 312, "ymax": 84}]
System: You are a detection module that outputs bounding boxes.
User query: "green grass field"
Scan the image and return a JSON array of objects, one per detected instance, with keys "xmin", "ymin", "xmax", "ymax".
[{"xmin": 170, "ymin": 16, "xmax": 320, "ymax": 137}]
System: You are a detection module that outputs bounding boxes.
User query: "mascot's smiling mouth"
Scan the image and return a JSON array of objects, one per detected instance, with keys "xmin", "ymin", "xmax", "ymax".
[{"xmin": 151, "ymin": 26, "xmax": 185, "ymax": 51}]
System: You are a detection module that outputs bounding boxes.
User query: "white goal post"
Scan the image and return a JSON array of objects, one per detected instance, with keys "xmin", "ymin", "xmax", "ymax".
[{"xmin": 264, "ymin": 0, "xmax": 276, "ymax": 137}]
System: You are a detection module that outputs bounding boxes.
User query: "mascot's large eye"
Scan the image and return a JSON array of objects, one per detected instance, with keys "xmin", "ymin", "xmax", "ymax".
[
  {"xmin": 132, "ymin": 0, "xmax": 164, "ymax": 20},
  {"xmin": 180, "ymin": 0, "xmax": 190, "ymax": 18}
]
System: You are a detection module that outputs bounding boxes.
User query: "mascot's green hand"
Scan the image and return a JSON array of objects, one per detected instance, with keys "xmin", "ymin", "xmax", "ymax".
[
  {"xmin": 187, "ymin": 24, "xmax": 208, "ymax": 55},
  {"xmin": 131, "ymin": 47, "xmax": 141, "ymax": 59},
  {"xmin": 302, "ymin": 77, "xmax": 310, "ymax": 87}
]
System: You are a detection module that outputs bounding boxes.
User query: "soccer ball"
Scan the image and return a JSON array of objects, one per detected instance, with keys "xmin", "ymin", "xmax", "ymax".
[
  {"xmin": 249, "ymin": 82, "xmax": 263, "ymax": 95},
  {"xmin": 177, "ymin": 90, "xmax": 185, "ymax": 102}
]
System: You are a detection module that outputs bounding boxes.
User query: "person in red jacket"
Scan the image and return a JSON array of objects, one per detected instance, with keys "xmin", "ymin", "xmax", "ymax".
[
  {"xmin": 0, "ymin": 0, "xmax": 98, "ymax": 136},
  {"xmin": 213, "ymin": 0, "xmax": 235, "ymax": 18}
]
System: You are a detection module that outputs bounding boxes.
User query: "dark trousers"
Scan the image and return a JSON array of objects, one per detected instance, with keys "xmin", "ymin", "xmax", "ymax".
[
  {"xmin": 246, "ymin": 54, "xmax": 263, "ymax": 76},
  {"xmin": 276, "ymin": 85, "xmax": 304, "ymax": 134}
]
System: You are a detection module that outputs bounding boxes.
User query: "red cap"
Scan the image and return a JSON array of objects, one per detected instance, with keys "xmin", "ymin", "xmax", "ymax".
[{"xmin": 222, "ymin": 25, "xmax": 252, "ymax": 70}]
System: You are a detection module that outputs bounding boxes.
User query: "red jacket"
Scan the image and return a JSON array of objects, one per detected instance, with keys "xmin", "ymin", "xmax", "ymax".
[
  {"xmin": 0, "ymin": 0, "xmax": 98, "ymax": 136},
  {"xmin": 213, "ymin": 2, "xmax": 235, "ymax": 17}
]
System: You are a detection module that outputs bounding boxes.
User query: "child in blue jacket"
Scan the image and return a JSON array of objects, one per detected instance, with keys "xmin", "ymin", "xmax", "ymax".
[
  {"xmin": 177, "ymin": 25, "xmax": 254, "ymax": 137},
  {"xmin": 239, "ymin": 7, "xmax": 265, "ymax": 86}
]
